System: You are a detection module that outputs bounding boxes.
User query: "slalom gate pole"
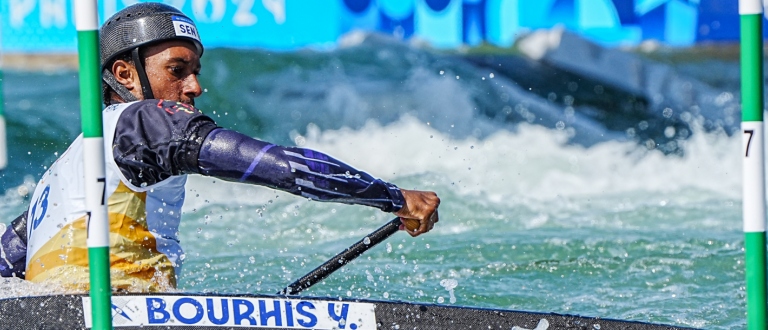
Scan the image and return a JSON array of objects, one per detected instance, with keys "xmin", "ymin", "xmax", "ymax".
[
  {"xmin": 740, "ymin": 1, "xmax": 767, "ymax": 329},
  {"xmin": 75, "ymin": 0, "xmax": 112, "ymax": 328}
]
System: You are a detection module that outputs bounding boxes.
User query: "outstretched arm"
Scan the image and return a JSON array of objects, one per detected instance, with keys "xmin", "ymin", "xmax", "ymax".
[
  {"xmin": 111, "ymin": 100, "xmax": 439, "ymax": 235},
  {"xmin": 197, "ymin": 128, "xmax": 405, "ymax": 212},
  {"xmin": 198, "ymin": 129, "xmax": 440, "ymax": 236}
]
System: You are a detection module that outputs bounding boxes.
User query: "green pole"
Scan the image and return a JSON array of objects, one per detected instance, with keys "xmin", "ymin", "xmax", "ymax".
[
  {"xmin": 75, "ymin": 0, "xmax": 112, "ymax": 329},
  {"xmin": 740, "ymin": 1, "xmax": 767, "ymax": 329}
]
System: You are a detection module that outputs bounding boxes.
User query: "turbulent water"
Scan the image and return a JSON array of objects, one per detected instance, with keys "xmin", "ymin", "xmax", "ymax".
[{"xmin": 0, "ymin": 33, "xmax": 748, "ymax": 329}]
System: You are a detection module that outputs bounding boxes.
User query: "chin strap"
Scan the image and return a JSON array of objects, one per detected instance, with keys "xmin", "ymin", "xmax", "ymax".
[
  {"xmin": 102, "ymin": 68, "xmax": 138, "ymax": 103},
  {"xmin": 132, "ymin": 47, "xmax": 154, "ymax": 100},
  {"xmin": 102, "ymin": 47, "xmax": 155, "ymax": 103}
]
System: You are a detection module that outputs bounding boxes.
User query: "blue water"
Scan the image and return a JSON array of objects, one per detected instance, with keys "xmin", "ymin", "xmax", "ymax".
[{"xmin": 0, "ymin": 33, "xmax": 747, "ymax": 329}]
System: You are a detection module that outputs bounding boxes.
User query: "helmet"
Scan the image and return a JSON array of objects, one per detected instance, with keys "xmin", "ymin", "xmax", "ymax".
[
  {"xmin": 101, "ymin": 2, "xmax": 203, "ymax": 69},
  {"xmin": 100, "ymin": 2, "xmax": 204, "ymax": 101}
]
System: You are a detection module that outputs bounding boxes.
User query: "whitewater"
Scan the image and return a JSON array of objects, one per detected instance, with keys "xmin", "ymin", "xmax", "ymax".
[{"xmin": 0, "ymin": 32, "xmax": 748, "ymax": 328}]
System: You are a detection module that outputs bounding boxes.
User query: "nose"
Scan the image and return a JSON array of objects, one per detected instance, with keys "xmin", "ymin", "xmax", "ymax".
[{"xmin": 184, "ymin": 74, "xmax": 203, "ymax": 99}]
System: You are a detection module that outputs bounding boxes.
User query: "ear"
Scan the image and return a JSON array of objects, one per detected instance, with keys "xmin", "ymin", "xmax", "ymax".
[{"xmin": 112, "ymin": 59, "xmax": 143, "ymax": 100}]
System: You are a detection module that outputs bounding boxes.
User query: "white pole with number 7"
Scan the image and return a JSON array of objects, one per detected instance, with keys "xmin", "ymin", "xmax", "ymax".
[{"xmin": 740, "ymin": 0, "xmax": 767, "ymax": 329}]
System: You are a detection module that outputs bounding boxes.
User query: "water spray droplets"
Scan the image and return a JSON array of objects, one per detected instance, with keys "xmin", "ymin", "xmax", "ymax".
[{"xmin": 440, "ymin": 279, "xmax": 458, "ymax": 304}]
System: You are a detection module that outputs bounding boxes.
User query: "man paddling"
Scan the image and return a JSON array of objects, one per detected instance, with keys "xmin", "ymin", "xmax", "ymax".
[{"xmin": 0, "ymin": 2, "xmax": 439, "ymax": 292}]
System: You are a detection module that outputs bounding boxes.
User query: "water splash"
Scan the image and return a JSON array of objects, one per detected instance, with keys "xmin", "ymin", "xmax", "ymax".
[{"xmin": 440, "ymin": 279, "xmax": 458, "ymax": 304}]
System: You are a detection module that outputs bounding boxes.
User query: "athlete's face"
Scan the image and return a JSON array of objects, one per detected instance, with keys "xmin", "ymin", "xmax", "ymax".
[
  {"xmin": 141, "ymin": 40, "xmax": 202, "ymax": 105},
  {"xmin": 110, "ymin": 40, "xmax": 202, "ymax": 105}
]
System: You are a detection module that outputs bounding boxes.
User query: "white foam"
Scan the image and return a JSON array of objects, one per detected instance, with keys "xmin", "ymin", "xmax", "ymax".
[
  {"xmin": 517, "ymin": 27, "xmax": 563, "ymax": 61},
  {"xmin": 0, "ymin": 277, "xmax": 78, "ymax": 298},
  {"xmin": 296, "ymin": 115, "xmax": 740, "ymax": 202},
  {"xmin": 338, "ymin": 30, "xmax": 370, "ymax": 48},
  {"xmin": 182, "ymin": 113, "xmax": 740, "ymax": 215}
]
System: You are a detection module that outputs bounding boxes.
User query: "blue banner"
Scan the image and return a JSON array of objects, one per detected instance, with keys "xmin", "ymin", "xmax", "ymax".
[{"xmin": 0, "ymin": 0, "xmax": 746, "ymax": 52}]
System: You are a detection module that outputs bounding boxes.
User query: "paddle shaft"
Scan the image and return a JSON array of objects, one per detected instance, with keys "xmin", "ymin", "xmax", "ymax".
[{"xmin": 279, "ymin": 217, "xmax": 402, "ymax": 295}]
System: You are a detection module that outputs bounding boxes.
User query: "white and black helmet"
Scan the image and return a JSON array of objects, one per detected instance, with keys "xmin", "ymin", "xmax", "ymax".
[{"xmin": 101, "ymin": 2, "xmax": 203, "ymax": 102}]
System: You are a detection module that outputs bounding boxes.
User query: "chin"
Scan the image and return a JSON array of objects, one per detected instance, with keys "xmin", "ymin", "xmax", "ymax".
[{"xmin": 179, "ymin": 99, "xmax": 195, "ymax": 106}]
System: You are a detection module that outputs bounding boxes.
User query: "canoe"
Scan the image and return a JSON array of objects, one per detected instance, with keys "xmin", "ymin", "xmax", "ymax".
[{"xmin": 0, "ymin": 292, "xmax": 694, "ymax": 329}]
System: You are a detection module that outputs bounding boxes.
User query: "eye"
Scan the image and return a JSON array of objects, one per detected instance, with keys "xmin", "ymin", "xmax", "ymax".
[{"xmin": 168, "ymin": 64, "xmax": 190, "ymax": 78}]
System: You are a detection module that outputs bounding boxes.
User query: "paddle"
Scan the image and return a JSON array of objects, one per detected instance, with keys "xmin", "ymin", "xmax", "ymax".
[{"xmin": 278, "ymin": 217, "xmax": 418, "ymax": 295}]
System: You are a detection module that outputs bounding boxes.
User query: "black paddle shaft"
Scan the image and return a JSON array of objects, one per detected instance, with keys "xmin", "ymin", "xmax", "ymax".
[{"xmin": 278, "ymin": 217, "xmax": 402, "ymax": 295}]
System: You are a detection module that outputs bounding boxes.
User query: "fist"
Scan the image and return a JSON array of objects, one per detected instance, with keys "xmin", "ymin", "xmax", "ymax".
[{"xmin": 394, "ymin": 189, "xmax": 440, "ymax": 237}]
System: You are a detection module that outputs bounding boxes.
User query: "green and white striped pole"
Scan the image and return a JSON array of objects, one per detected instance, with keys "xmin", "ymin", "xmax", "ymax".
[
  {"xmin": 740, "ymin": 1, "xmax": 767, "ymax": 329},
  {"xmin": 75, "ymin": 0, "xmax": 112, "ymax": 328}
]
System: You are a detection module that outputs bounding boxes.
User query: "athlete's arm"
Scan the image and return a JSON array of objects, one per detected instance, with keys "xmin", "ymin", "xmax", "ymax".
[
  {"xmin": 112, "ymin": 100, "xmax": 217, "ymax": 187},
  {"xmin": 197, "ymin": 128, "xmax": 405, "ymax": 212},
  {"xmin": 0, "ymin": 212, "xmax": 28, "ymax": 278},
  {"xmin": 198, "ymin": 129, "xmax": 439, "ymax": 235},
  {"xmin": 111, "ymin": 100, "xmax": 407, "ymax": 212}
]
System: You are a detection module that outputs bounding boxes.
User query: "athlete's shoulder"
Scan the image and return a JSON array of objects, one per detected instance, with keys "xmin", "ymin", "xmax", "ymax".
[{"xmin": 122, "ymin": 99, "xmax": 205, "ymax": 116}]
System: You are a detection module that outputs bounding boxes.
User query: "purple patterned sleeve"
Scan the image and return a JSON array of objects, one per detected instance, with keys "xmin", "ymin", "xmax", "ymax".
[
  {"xmin": 197, "ymin": 128, "xmax": 404, "ymax": 212},
  {"xmin": 0, "ymin": 212, "xmax": 27, "ymax": 278}
]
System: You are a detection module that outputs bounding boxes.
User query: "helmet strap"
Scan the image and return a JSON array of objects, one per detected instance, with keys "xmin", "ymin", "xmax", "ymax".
[
  {"xmin": 102, "ymin": 68, "xmax": 139, "ymax": 103},
  {"xmin": 132, "ymin": 47, "xmax": 155, "ymax": 100}
]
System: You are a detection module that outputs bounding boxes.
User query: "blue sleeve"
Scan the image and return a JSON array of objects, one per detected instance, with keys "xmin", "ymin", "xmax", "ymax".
[
  {"xmin": 112, "ymin": 99, "xmax": 218, "ymax": 187},
  {"xmin": 111, "ymin": 100, "xmax": 404, "ymax": 212},
  {"xmin": 0, "ymin": 212, "xmax": 27, "ymax": 278},
  {"xmin": 197, "ymin": 128, "xmax": 405, "ymax": 212}
]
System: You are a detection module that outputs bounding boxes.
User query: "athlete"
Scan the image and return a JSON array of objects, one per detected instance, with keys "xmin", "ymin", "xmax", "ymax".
[{"xmin": 0, "ymin": 2, "xmax": 439, "ymax": 292}]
